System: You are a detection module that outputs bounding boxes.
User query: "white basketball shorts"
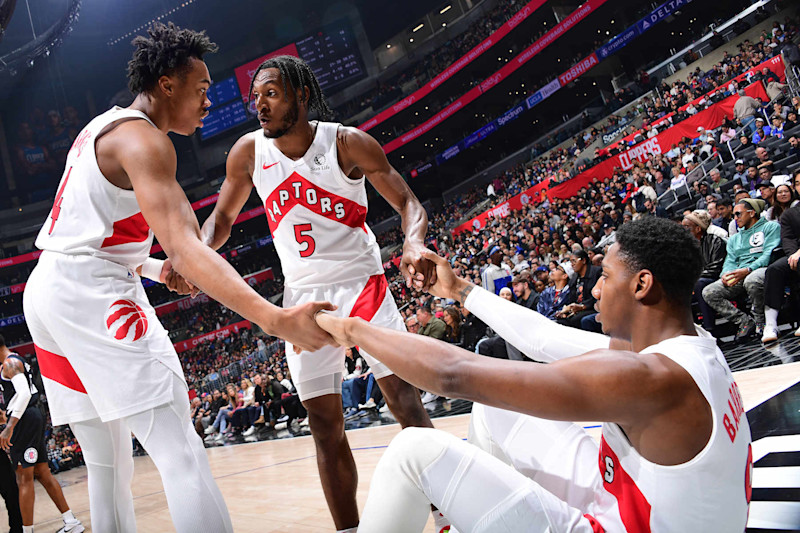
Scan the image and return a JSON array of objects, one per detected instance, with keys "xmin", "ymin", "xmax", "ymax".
[
  {"xmin": 283, "ymin": 273, "xmax": 405, "ymax": 401},
  {"xmin": 22, "ymin": 251, "xmax": 186, "ymax": 425}
]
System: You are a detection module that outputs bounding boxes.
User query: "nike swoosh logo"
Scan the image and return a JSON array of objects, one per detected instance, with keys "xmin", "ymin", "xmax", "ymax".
[{"xmin": 263, "ymin": 162, "xmax": 279, "ymax": 170}]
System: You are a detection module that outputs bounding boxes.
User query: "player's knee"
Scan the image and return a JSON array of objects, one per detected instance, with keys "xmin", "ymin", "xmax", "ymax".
[{"xmin": 384, "ymin": 427, "xmax": 444, "ymax": 471}]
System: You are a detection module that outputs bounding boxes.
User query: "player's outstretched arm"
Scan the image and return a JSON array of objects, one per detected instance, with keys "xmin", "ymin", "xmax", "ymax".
[
  {"xmin": 418, "ymin": 249, "xmax": 613, "ymax": 360},
  {"xmin": 316, "ymin": 311, "xmax": 689, "ymax": 426},
  {"xmin": 337, "ymin": 126, "xmax": 434, "ymax": 290},
  {"xmin": 200, "ymin": 133, "xmax": 255, "ymax": 250},
  {"xmin": 120, "ymin": 123, "xmax": 335, "ymax": 353}
]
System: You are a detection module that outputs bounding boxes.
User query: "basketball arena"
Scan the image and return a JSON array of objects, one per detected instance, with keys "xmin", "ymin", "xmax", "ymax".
[{"xmin": 0, "ymin": 0, "xmax": 798, "ymax": 531}]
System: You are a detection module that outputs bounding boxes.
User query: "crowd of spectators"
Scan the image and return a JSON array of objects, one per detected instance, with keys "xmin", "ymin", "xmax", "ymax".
[
  {"xmin": 10, "ymin": 105, "xmax": 87, "ymax": 204},
  {"xmin": 1, "ymin": 4, "xmax": 800, "ymax": 462}
]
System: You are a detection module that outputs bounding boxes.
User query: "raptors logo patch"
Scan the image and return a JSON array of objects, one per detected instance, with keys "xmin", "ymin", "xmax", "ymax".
[
  {"xmin": 105, "ymin": 299, "xmax": 148, "ymax": 342},
  {"xmin": 23, "ymin": 447, "xmax": 38, "ymax": 463}
]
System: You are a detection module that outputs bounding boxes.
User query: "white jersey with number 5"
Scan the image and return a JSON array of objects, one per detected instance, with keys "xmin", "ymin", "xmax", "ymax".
[
  {"xmin": 252, "ymin": 121, "xmax": 384, "ymax": 288},
  {"xmin": 34, "ymin": 106, "xmax": 156, "ymax": 269}
]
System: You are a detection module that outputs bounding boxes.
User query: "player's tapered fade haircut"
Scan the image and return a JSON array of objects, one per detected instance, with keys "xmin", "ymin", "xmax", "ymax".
[
  {"xmin": 248, "ymin": 55, "xmax": 333, "ymax": 120},
  {"xmin": 127, "ymin": 22, "xmax": 218, "ymax": 95},
  {"xmin": 614, "ymin": 217, "xmax": 702, "ymax": 307}
]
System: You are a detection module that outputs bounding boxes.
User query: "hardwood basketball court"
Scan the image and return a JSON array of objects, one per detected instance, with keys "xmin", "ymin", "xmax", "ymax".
[{"xmin": 10, "ymin": 359, "xmax": 800, "ymax": 532}]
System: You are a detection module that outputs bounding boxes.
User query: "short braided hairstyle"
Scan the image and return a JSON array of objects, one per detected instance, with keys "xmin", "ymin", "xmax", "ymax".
[
  {"xmin": 248, "ymin": 55, "xmax": 333, "ymax": 120},
  {"xmin": 127, "ymin": 22, "xmax": 217, "ymax": 95}
]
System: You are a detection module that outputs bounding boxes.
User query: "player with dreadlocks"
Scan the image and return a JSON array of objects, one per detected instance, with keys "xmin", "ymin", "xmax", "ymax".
[
  {"xmin": 202, "ymin": 55, "xmax": 439, "ymax": 532},
  {"xmin": 24, "ymin": 25, "xmax": 337, "ymax": 532}
]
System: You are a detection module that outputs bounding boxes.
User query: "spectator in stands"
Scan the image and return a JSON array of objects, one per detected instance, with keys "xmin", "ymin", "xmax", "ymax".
[
  {"xmin": 459, "ymin": 305, "xmax": 486, "ymax": 353},
  {"xmin": 404, "ymin": 315, "xmax": 419, "ymax": 334},
  {"xmin": 670, "ymin": 166, "xmax": 687, "ymax": 190},
  {"xmin": 683, "ymin": 210, "xmax": 727, "ymax": 334},
  {"xmin": 654, "ymin": 170, "xmax": 670, "ymax": 196},
  {"xmin": 756, "ymin": 146, "xmax": 774, "ymax": 169},
  {"xmin": 733, "ymin": 89, "xmax": 763, "ymax": 135},
  {"xmin": 44, "ymin": 109, "xmax": 74, "ymax": 165},
  {"xmin": 714, "ymin": 197, "xmax": 735, "ymax": 236},
  {"xmin": 511, "ymin": 271, "xmax": 539, "ymax": 311},
  {"xmin": 788, "ymin": 135, "xmax": 800, "ymax": 159},
  {"xmin": 499, "ymin": 287, "xmax": 513, "ymax": 301},
  {"xmin": 763, "ymin": 176, "xmax": 800, "ymax": 342},
  {"xmin": 190, "ymin": 396, "xmax": 204, "ymax": 437},
  {"xmin": 417, "ymin": 300, "xmax": 446, "ymax": 340},
  {"xmin": 760, "ymin": 66, "xmax": 785, "ymax": 100},
  {"xmin": 708, "ymin": 169, "xmax": 728, "ymax": 195},
  {"xmin": 556, "ymin": 249, "xmax": 601, "ymax": 330},
  {"xmin": 442, "ymin": 306, "xmax": 463, "ymax": 346},
  {"xmin": 47, "ymin": 442, "xmax": 67, "ymax": 474},
  {"xmin": 342, "ymin": 347, "xmax": 366, "ymax": 416},
  {"xmin": 480, "ymin": 246, "xmax": 511, "ymax": 295},
  {"xmin": 765, "ymin": 184, "xmax": 798, "ymax": 221},
  {"xmin": 703, "ymin": 198, "xmax": 781, "ymax": 340},
  {"xmin": 12, "ymin": 122, "xmax": 58, "ymax": 202},
  {"xmin": 732, "ymin": 159, "xmax": 748, "ymax": 183},
  {"xmin": 537, "ymin": 262, "xmax": 575, "ymax": 320},
  {"xmin": 695, "ymin": 182, "xmax": 714, "ymax": 210},
  {"xmin": 785, "ymin": 112, "xmax": 798, "ymax": 131}
]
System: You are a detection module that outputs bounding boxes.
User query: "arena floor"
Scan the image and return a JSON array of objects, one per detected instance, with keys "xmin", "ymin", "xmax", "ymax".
[{"xmin": 15, "ymin": 335, "xmax": 800, "ymax": 532}]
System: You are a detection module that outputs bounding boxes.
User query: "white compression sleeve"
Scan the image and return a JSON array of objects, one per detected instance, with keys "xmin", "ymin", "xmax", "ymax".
[
  {"xmin": 463, "ymin": 286, "xmax": 610, "ymax": 362},
  {"xmin": 139, "ymin": 258, "xmax": 164, "ymax": 282},
  {"xmin": 6, "ymin": 373, "xmax": 31, "ymax": 418}
]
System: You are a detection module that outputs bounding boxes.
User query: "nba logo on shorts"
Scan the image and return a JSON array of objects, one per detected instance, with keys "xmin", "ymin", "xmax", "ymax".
[
  {"xmin": 105, "ymin": 299, "xmax": 149, "ymax": 342},
  {"xmin": 23, "ymin": 447, "xmax": 37, "ymax": 463}
]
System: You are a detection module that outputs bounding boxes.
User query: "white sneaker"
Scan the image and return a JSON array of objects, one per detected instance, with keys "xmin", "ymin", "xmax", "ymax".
[
  {"xmin": 299, "ymin": 417, "xmax": 309, "ymax": 427},
  {"xmin": 243, "ymin": 426, "xmax": 256, "ymax": 436},
  {"xmin": 57, "ymin": 521, "xmax": 85, "ymax": 533},
  {"xmin": 358, "ymin": 399, "xmax": 377, "ymax": 409},
  {"xmin": 379, "ymin": 403, "xmax": 390, "ymax": 414},
  {"xmin": 274, "ymin": 421, "xmax": 287, "ymax": 430},
  {"xmin": 204, "ymin": 426, "xmax": 215, "ymax": 435},
  {"xmin": 761, "ymin": 326, "xmax": 779, "ymax": 343},
  {"xmin": 421, "ymin": 392, "xmax": 439, "ymax": 404}
]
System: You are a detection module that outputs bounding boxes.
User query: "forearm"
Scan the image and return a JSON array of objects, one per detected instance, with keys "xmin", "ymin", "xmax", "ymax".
[
  {"xmin": 462, "ymin": 285, "xmax": 609, "ymax": 361},
  {"xmin": 400, "ymin": 197, "xmax": 427, "ymax": 244},
  {"xmin": 169, "ymin": 240, "xmax": 281, "ymax": 333},
  {"xmin": 199, "ymin": 211, "xmax": 233, "ymax": 250},
  {"xmin": 345, "ymin": 318, "xmax": 475, "ymax": 397},
  {"xmin": 7, "ymin": 374, "xmax": 31, "ymax": 419}
]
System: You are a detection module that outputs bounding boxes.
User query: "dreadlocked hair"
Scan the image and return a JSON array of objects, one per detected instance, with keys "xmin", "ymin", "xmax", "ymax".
[
  {"xmin": 127, "ymin": 22, "xmax": 218, "ymax": 95},
  {"xmin": 248, "ymin": 55, "xmax": 333, "ymax": 120}
]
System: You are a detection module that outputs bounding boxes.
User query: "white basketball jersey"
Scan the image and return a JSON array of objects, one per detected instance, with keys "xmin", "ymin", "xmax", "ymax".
[
  {"xmin": 34, "ymin": 107, "xmax": 156, "ymax": 269},
  {"xmin": 252, "ymin": 121, "xmax": 383, "ymax": 288},
  {"xmin": 592, "ymin": 329, "xmax": 751, "ymax": 532}
]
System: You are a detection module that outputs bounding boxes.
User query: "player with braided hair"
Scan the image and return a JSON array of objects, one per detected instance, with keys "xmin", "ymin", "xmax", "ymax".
[
  {"xmin": 25, "ymin": 23, "xmax": 337, "ymax": 532},
  {"xmin": 202, "ymin": 54, "xmax": 437, "ymax": 532}
]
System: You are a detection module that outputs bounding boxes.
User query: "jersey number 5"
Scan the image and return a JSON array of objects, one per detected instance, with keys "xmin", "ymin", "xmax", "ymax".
[{"xmin": 294, "ymin": 223, "xmax": 316, "ymax": 257}]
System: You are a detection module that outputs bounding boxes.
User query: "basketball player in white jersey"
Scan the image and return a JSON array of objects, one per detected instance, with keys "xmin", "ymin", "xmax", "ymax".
[
  {"xmin": 316, "ymin": 216, "xmax": 753, "ymax": 532},
  {"xmin": 201, "ymin": 55, "xmax": 436, "ymax": 532},
  {"xmin": 23, "ymin": 24, "xmax": 335, "ymax": 533}
]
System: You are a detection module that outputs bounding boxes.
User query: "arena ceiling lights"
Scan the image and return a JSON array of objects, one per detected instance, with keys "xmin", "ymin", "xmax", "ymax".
[{"xmin": 107, "ymin": 0, "xmax": 197, "ymax": 46}]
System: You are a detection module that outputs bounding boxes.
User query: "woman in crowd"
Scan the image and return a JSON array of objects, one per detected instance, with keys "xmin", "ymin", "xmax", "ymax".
[
  {"xmin": 766, "ymin": 183, "xmax": 799, "ymax": 221},
  {"xmin": 442, "ymin": 306, "xmax": 463, "ymax": 346}
]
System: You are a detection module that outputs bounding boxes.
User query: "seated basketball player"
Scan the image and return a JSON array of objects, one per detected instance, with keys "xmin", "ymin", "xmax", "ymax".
[{"xmin": 316, "ymin": 217, "xmax": 752, "ymax": 532}]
